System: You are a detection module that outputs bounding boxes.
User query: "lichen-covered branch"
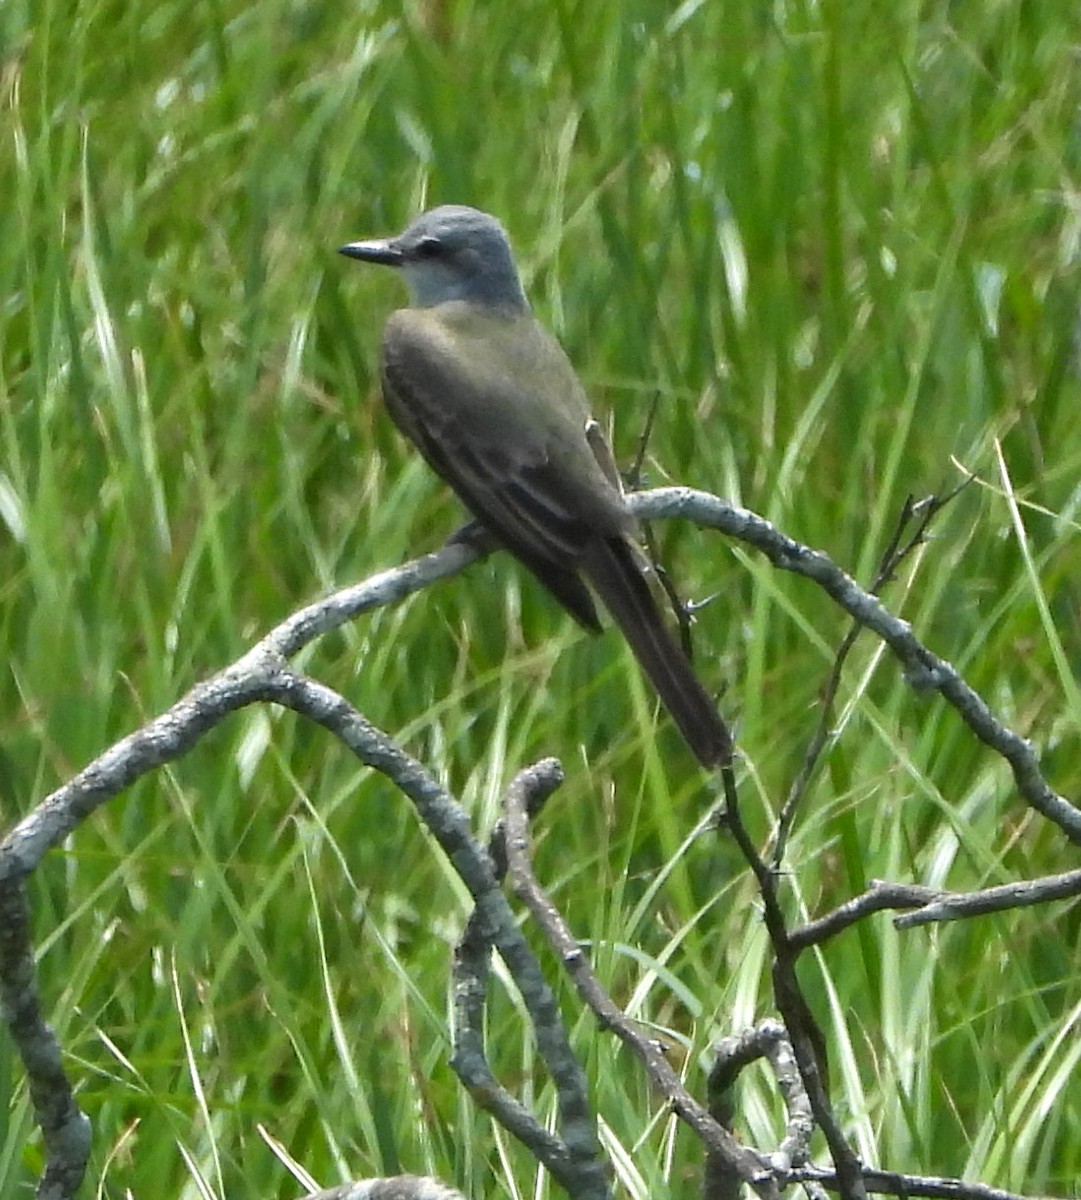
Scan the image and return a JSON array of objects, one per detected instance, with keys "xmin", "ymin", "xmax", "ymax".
[
  {"xmin": 628, "ymin": 488, "xmax": 1080, "ymax": 844},
  {"xmin": 2, "ymin": 486, "xmax": 1073, "ymax": 1199}
]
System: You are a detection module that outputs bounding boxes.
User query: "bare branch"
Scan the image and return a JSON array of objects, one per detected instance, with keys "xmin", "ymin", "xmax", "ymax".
[
  {"xmin": 2, "ymin": 483, "xmax": 1071, "ymax": 1199},
  {"xmin": 627, "ymin": 488, "xmax": 1081, "ymax": 844},
  {"xmin": 790, "ymin": 867, "xmax": 1081, "ymax": 946},
  {"xmin": 717, "ymin": 767, "xmax": 866, "ymax": 1200},
  {"xmin": 793, "ymin": 1164, "xmax": 1059, "ymax": 1200},
  {"xmin": 449, "ymin": 760, "xmax": 609, "ymax": 1197},
  {"xmin": 706, "ymin": 1020, "xmax": 815, "ymax": 1200},
  {"xmin": 260, "ymin": 682, "xmax": 610, "ymax": 1200},
  {"xmin": 0, "ymin": 541, "xmax": 481, "ymax": 887},
  {"xmin": 894, "ymin": 867, "xmax": 1081, "ymax": 928},
  {"xmin": 8, "ymin": 483, "xmax": 1071, "ymax": 893},
  {"xmin": 789, "ymin": 882, "xmax": 943, "ymax": 951},
  {"xmin": 501, "ymin": 768, "xmax": 778, "ymax": 1199},
  {"xmin": 772, "ymin": 487, "xmax": 967, "ymax": 867},
  {"xmin": 0, "ymin": 882, "xmax": 91, "ymax": 1200}
]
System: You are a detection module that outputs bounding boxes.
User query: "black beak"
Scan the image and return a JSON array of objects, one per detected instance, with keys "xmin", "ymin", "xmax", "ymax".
[{"xmin": 337, "ymin": 238, "xmax": 403, "ymax": 265}]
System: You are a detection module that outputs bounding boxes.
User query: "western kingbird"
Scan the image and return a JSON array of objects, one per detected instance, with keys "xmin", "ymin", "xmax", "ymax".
[{"xmin": 339, "ymin": 205, "xmax": 732, "ymax": 767}]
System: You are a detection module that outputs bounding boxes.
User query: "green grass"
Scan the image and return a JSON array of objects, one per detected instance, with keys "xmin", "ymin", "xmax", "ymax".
[{"xmin": 3, "ymin": 0, "xmax": 1081, "ymax": 1196}]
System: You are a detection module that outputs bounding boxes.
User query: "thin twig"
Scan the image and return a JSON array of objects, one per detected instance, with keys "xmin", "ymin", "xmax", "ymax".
[
  {"xmin": 789, "ymin": 882, "xmax": 943, "ymax": 951},
  {"xmin": 718, "ymin": 765, "xmax": 866, "ymax": 1200},
  {"xmin": 501, "ymin": 770, "xmax": 778, "ymax": 1199},
  {"xmin": 628, "ymin": 488, "xmax": 1080, "ymax": 843},
  {"xmin": 788, "ymin": 869, "xmax": 1081, "ymax": 947},
  {"xmin": 450, "ymin": 760, "xmax": 607, "ymax": 1193},
  {"xmin": 626, "ymin": 390, "xmax": 663, "ymax": 491},
  {"xmin": 706, "ymin": 1020, "xmax": 815, "ymax": 1200},
  {"xmin": 772, "ymin": 483, "xmax": 971, "ymax": 867},
  {"xmin": 625, "ymin": 390, "xmax": 701, "ymax": 658},
  {"xmin": 792, "ymin": 1164, "xmax": 1058, "ymax": 1200},
  {"xmin": 265, "ymin": 682, "xmax": 611, "ymax": 1200},
  {"xmin": 894, "ymin": 867, "xmax": 1081, "ymax": 929}
]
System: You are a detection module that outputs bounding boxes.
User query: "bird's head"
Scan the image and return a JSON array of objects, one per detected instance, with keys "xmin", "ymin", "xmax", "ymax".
[{"xmin": 339, "ymin": 205, "xmax": 529, "ymax": 312}]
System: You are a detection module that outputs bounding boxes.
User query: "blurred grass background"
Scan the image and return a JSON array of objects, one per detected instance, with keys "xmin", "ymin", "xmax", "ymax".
[{"xmin": 2, "ymin": 0, "xmax": 1081, "ymax": 1196}]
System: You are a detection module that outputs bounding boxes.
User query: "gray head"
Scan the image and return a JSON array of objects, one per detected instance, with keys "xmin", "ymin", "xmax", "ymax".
[{"xmin": 339, "ymin": 205, "xmax": 529, "ymax": 312}]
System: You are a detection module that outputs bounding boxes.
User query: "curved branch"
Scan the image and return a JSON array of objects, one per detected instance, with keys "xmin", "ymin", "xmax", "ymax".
[
  {"xmin": 0, "ymin": 540, "xmax": 480, "ymax": 886},
  {"xmin": 7, "ymin": 486, "xmax": 1073, "ymax": 889},
  {"xmin": 501, "ymin": 768, "xmax": 777, "ymax": 1199},
  {"xmin": 2, "ymin": 486, "xmax": 1073, "ymax": 1199},
  {"xmin": 790, "ymin": 883, "xmax": 943, "ymax": 951},
  {"xmin": 628, "ymin": 488, "xmax": 1081, "ymax": 844}
]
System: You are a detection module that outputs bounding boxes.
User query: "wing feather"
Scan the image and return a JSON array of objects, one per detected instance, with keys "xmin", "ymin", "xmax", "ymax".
[{"xmin": 380, "ymin": 307, "xmax": 632, "ymax": 571}]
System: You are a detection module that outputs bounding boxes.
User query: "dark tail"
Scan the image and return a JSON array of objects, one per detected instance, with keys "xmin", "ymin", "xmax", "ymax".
[{"xmin": 581, "ymin": 538, "xmax": 732, "ymax": 768}]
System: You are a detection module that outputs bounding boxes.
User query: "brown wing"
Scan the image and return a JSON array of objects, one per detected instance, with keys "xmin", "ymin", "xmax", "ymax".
[{"xmin": 379, "ymin": 308, "xmax": 633, "ymax": 629}]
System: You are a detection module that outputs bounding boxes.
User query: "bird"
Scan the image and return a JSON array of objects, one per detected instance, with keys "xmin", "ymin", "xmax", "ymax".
[{"xmin": 339, "ymin": 205, "xmax": 732, "ymax": 767}]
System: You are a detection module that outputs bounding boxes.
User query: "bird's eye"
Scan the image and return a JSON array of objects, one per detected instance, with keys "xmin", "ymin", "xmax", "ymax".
[{"xmin": 415, "ymin": 236, "xmax": 443, "ymax": 258}]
